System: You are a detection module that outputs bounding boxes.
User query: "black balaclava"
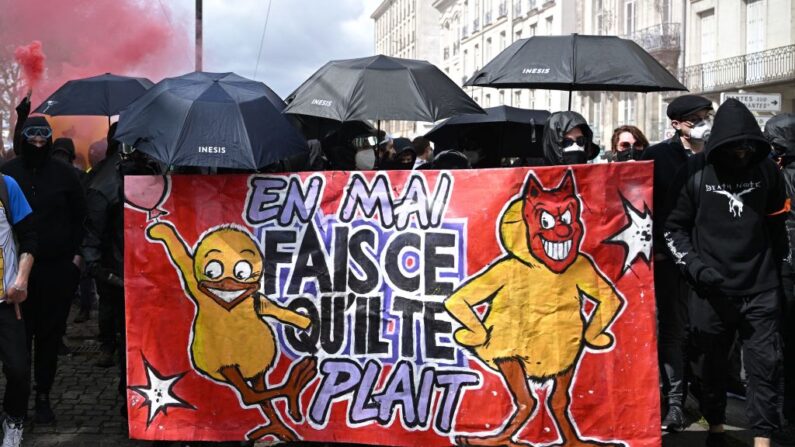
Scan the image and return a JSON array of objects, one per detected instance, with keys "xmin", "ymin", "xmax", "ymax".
[{"xmin": 20, "ymin": 116, "xmax": 53, "ymax": 168}]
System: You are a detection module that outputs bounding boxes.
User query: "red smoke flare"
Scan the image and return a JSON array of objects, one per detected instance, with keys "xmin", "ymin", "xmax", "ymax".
[
  {"xmin": 14, "ymin": 40, "xmax": 46, "ymax": 91},
  {"xmin": 0, "ymin": 0, "xmax": 191, "ymax": 106}
]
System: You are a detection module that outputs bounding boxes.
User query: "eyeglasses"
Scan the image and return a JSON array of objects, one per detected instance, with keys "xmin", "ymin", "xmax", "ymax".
[
  {"xmin": 22, "ymin": 126, "xmax": 52, "ymax": 139},
  {"xmin": 618, "ymin": 142, "xmax": 645, "ymax": 150},
  {"xmin": 561, "ymin": 136, "xmax": 587, "ymax": 148},
  {"xmin": 682, "ymin": 114, "xmax": 713, "ymax": 127},
  {"xmin": 352, "ymin": 135, "xmax": 378, "ymax": 149}
]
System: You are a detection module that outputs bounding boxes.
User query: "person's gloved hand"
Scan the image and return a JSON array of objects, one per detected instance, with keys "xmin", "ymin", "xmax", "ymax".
[
  {"xmin": 15, "ymin": 95, "xmax": 30, "ymax": 118},
  {"xmin": 698, "ymin": 266, "xmax": 725, "ymax": 286},
  {"xmin": 693, "ymin": 266, "xmax": 725, "ymax": 297}
]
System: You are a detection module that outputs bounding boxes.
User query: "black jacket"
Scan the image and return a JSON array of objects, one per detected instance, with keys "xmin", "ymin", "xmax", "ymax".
[
  {"xmin": 81, "ymin": 152, "xmax": 123, "ymax": 281},
  {"xmin": 1, "ymin": 156, "xmax": 86, "ymax": 263},
  {"xmin": 764, "ymin": 113, "xmax": 795, "ymax": 260},
  {"xmin": 640, "ymin": 134, "xmax": 692, "ymax": 255},
  {"xmin": 665, "ymin": 98, "xmax": 787, "ymax": 296}
]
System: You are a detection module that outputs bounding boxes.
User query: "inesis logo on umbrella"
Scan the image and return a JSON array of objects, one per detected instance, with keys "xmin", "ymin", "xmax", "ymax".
[
  {"xmin": 310, "ymin": 99, "xmax": 333, "ymax": 107},
  {"xmin": 198, "ymin": 146, "xmax": 227, "ymax": 154},
  {"xmin": 521, "ymin": 64, "xmax": 551, "ymax": 75}
]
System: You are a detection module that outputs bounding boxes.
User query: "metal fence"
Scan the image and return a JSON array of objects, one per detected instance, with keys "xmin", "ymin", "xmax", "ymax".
[
  {"xmin": 625, "ymin": 23, "xmax": 680, "ymax": 53},
  {"xmin": 682, "ymin": 44, "xmax": 795, "ymax": 93}
]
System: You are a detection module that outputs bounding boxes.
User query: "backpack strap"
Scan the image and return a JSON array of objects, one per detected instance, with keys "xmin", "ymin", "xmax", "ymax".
[{"xmin": 0, "ymin": 174, "xmax": 12, "ymax": 225}]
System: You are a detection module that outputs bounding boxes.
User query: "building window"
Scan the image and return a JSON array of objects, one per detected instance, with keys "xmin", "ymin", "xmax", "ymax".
[
  {"xmin": 624, "ymin": 0, "xmax": 636, "ymax": 35},
  {"xmin": 620, "ymin": 93, "xmax": 636, "ymax": 125},
  {"xmin": 746, "ymin": 0, "xmax": 766, "ymax": 54},
  {"xmin": 699, "ymin": 9, "xmax": 716, "ymax": 64},
  {"xmin": 485, "ymin": 93, "xmax": 491, "ymax": 107},
  {"xmin": 529, "ymin": 23, "xmax": 537, "ymax": 37},
  {"xmin": 486, "ymin": 37, "xmax": 492, "ymax": 61},
  {"xmin": 515, "ymin": 29, "xmax": 523, "ymax": 41},
  {"xmin": 514, "ymin": 90, "xmax": 522, "ymax": 107},
  {"xmin": 545, "ymin": 16, "xmax": 553, "ymax": 35},
  {"xmin": 499, "ymin": 90, "xmax": 505, "ymax": 105},
  {"xmin": 500, "ymin": 31, "xmax": 507, "ymax": 50}
]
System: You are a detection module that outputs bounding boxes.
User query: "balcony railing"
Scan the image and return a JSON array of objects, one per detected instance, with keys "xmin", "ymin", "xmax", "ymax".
[
  {"xmin": 514, "ymin": 1, "xmax": 522, "ymax": 16},
  {"xmin": 484, "ymin": 12, "xmax": 492, "ymax": 26},
  {"xmin": 527, "ymin": 0, "xmax": 537, "ymax": 10},
  {"xmin": 625, "ymin": 23, "xmax": 681, "ymax": 53},
  {"xmin": 453, "ymin": 42, "xmax": 460, "ymax": 55},
  {"xmin": 499, "ymin": 2, "xmax": 508, "ymax": 17},
  {"xmin": 682, "ymin": 44, "xmax": 795, "ymax": 93},
  {"xmin": 444, "ymin": 47, "xmax": 450, "ymax": 60},
  {"xmin": 473, "ymin": 18, "xmax": 480, "ymax": 32}
]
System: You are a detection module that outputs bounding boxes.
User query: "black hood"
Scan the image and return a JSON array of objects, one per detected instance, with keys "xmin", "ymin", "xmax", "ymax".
[
  {"xmin": 705, "ymin": 98, "xmax": 769, "ymax": 164},
  {"xmin": 20, "ymin": 115, "xmax": 53, "ymax": 168},
  {"xmin": 542, "ymin": 111, "xmax": 599, "ymax": 165},
  {"xmin": 52, "ymin": 137, "xmax": 76, "ymax": 161},
  {"xmin": 763, "ymin": 113, "xmax": 795, "ymax": 157}
]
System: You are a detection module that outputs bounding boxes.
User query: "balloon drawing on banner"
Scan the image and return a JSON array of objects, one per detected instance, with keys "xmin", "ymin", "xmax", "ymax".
[{"xmin": 124, "ymin": 175, "xmax": 171, "ymax": 220}]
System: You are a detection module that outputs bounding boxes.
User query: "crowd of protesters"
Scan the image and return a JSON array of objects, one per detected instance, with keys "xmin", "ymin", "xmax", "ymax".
[{"xmin": 0, "ymin": 93, "xmax": 793, "ymax": 447}]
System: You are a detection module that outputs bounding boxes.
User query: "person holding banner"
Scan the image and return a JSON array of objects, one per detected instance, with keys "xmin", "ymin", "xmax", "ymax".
[
  {"xmin": 0, "ymin": 170, "xmax": 36, "ymax": 447},
  {"xmin": 665, "ymin": 98, "xmax": 788, "ymax": 447},
  {"xmin": 541, "ymin": 111, "xmax": 599, "ymax": 166},
  {"xmin": 641, "ymin": 94, "xmax": 713, "ymax": 432}
]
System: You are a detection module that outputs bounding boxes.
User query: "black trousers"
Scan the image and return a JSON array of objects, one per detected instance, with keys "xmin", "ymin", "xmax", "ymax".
[
  {"xmin": 0, "ymin": 303, "xmax": 30, "ymax": 418},
  {"xmin": 654, "ymin": 259, "xmax": 690, "ymax": 408},
  {"xmin": 96, "ymin": 281, "xmax": 126, "ymax": 394},
  {"xmin": 23, "ymin": 258, "xmax": 80, "ymax": 395},
  {"xmin": 781, "ymin": 263, "xmax": 795, "ymax": 422},
  {"xmin": 689, "ymin": 287, "xmax": 783, "ymax": 438}
]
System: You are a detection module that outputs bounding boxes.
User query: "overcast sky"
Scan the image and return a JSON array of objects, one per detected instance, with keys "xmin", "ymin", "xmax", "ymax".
[{"xmin": 170, "ymin": 0, "xmax": 381, "ymax": 98}]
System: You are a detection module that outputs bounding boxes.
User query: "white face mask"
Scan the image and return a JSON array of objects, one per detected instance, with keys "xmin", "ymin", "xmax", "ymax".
[
  {"xmin": 355, "ymin": 148, "xmax": 376, "ymax": 170},
  {"xmin": 689, "ymin": 121, "xmax": 712, "ymax": 142}
]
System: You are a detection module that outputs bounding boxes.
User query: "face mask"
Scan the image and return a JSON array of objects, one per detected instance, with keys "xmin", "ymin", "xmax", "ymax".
[
  {"xmin": 616, "ymin": 148, "xmax": 644, "ymax": 162},
  {"xmin": 463, "ymin": 150, "xmax": 481, "ymax": 166},
  {"xmin": 21, "ymin": 137, "xmax": 51, "ymax": 168},
  {"xmin": 355, "ymin": 148, "xmax": 376, "ymax": 170},
  {"xmin": 562, "ymin": 146, "xmax": 588, "ymax": 165},
  {"xmin": 689, "ymin": 121, "xmax": 712, "ymax": 142}
]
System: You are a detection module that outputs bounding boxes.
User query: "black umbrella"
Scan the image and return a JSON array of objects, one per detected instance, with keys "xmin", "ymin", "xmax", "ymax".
[
  {"xmin": 34, "ymin": 73, "xmax": 154, "ymax": 120},
  {"xmin": 283, "ymin": 54, "xmax": 485, "ymax": 125},
  {"xmin": 425, "ymin": 106, "xmax": 550, "ymax": 158},
  {"xmin": 465, "ymin": 34, "xmax": 687, "ymax": 108},
  {"xmin": 114, "ymin": 72, "xmax": 307, "ymax": 170},
  {"xmin": 287, "ymin": 114, "xmax": 374, "ymax": 141}
]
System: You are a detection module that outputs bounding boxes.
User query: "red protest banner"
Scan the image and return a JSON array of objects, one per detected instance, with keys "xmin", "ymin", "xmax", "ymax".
[{"xmin": 124, "ymin": 163, "xmax": 659, "ymax": 446}]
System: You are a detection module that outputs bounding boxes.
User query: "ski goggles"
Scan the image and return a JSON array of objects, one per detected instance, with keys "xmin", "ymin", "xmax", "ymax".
[{"xmin": 22, "ymin": 126, "xmax": 53, "ymax": 140}]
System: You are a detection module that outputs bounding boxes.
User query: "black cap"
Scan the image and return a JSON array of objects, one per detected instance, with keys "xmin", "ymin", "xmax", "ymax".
[{"xmin": 667, "ymin": 95, "xmax": 713, "ymax": 120}]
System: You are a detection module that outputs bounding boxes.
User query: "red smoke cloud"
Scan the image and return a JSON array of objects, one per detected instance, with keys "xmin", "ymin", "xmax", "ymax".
[
  {"xmin": 14, "ymin": 41, "xmax": 46, "ymax": 92},
  {"xmin": 0, "ymin": 0, "xmax": 192, "ymax": 106}
]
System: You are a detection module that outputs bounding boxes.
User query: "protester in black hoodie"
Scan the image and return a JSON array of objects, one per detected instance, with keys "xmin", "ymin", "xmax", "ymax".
[
  {"xmin": 640, "ymin": 94, "xmax": 713, "ymax": 432},
  {"xmin": 665, "ymin": 98, "xmax": 788, "ymax": 447},
  {"xmin": 541, "ymin": 111, "xmax": 599, "ymax": 166},
  {"xmin": 0, "ymin": 114, "xmax": 86, "ymax": 425},
  {"xmin": 764, "ymin": 113, "xmax": 795, "ymax": 430}
]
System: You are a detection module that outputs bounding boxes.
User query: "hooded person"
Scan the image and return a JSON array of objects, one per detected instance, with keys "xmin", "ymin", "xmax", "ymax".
[
  {"xmin": 541, "ymin": 112, "xmax": 599, "ymax": 166},
  {"xmin": 764, "ymin": 113, "xmax": 795, "ymax": 429},
  {"xmin": 1, "ymin": 115, "xmax": 87, "ymax": 425},
  {"xmin": 52, "ymin": 138, "xmax": 87, "ymax": 185},
  {"xmin": 665, "ymin": 98, "xmax": 789, "ymax": 447}
]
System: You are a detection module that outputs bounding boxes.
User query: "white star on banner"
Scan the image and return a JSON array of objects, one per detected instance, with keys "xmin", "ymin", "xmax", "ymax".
[
  {"xmin": 129, "ymin": 357, "xmax": 194, "ymax": 427},
  {"xmin": 605, "ymin": 195, "xmax": 654, "ymax": 275}
]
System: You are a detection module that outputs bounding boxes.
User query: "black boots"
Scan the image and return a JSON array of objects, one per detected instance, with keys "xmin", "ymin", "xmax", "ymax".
[{"xmin": 34, "ymin": 393, "xmax": 55, "ymax": 424}]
